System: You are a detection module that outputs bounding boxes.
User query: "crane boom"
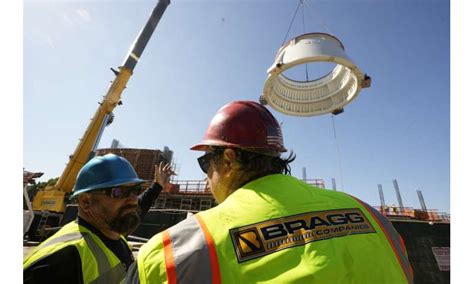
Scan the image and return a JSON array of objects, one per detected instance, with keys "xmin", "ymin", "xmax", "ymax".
[{"xmin": 32, "ymin": 0, "xmax": 170, "ymax": 213}]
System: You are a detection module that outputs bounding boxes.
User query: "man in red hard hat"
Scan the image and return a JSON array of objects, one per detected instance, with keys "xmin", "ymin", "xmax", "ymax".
[{"xmin": 127, "ymin": 101, "xmax": 413, "ymax": 283}]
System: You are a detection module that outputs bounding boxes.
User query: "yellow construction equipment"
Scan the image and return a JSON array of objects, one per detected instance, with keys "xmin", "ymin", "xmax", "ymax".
[{"xmin": 29, "ymin": 0, "xmax": 170, "ymax": 238}]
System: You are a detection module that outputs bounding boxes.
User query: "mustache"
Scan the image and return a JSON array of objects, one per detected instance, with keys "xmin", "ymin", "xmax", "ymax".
[{"xmin": 119, "ymin": 204, "xmax": 138, "ymax": 214}]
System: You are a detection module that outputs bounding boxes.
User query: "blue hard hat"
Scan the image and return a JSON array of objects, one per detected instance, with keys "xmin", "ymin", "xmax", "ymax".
[{"xmin": 70, "ymin": 153, "xmax": 145, "ymax": 199}]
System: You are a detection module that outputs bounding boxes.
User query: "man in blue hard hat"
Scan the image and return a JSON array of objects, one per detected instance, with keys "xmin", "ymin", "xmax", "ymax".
[{"xmin": 24, "ymin": 153, "xmax": 175, "ymax": 284}]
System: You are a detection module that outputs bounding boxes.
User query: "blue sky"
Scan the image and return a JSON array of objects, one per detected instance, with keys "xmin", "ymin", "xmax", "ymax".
[{"xmin": 23, "ymin": 0, "xmax": 450, "ymax": 213}]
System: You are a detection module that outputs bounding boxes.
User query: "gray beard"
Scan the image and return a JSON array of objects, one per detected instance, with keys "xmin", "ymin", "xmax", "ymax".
[
  {"xmin": 88, "ymin": 196, "xmax": 141, "ymax": 236},
  {"xmin": 108, "ymin": 210, "xmax": 140, "ymax": 236}
]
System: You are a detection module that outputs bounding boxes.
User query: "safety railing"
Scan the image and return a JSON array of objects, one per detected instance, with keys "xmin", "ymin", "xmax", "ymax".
[
  {"xmin": 302, "ymin": 179, "xmax": 326, "ymax": 189},
  {"xmin": 145, "ymin": 179, "xmax": 449, "ymax": 222},
  {"xmin": 374, "ymin": 206, "xmax": 450, "ymax": 223},
  {"xmin": 169, "ymin": 180, "xmax": 210, "ymax": 195}
]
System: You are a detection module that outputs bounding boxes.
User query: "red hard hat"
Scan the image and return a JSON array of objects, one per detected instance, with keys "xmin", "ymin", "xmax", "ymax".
[{"xmin": 191, "ymin": 101, "xmax": 287, "ymax": 155}]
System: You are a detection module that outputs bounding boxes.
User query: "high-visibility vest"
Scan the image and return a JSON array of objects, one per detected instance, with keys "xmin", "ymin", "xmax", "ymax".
[
  {"xmin": 137, "ymin": 174, "xmax": 413, "ymax": 284},
  {"xmin": 24, "ymin": 221, "xmax": 130, "ymax": 284}
]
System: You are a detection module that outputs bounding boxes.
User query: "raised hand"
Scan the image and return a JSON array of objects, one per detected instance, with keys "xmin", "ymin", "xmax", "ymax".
[{"xmin": 154, "ymin": 161, "xmax": 176, "ymax": 189}]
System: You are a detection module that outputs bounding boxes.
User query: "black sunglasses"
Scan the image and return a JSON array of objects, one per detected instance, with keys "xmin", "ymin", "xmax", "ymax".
[
  {"xmin": 197, "ymin": 152, "xmax": 216, "ymax": 174},
  {"xmin": 95, "ymin": 185, "xmax": 142, "ymax": 199}
]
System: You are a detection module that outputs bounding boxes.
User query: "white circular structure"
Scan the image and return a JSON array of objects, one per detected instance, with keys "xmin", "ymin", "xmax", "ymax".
[{"xmin": 261, "ymin": 33, "xmax": 371, "ymax": 116}]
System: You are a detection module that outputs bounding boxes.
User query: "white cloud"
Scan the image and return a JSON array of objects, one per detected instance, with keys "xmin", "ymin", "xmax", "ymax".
[
  {"xmin": 60, "ymin": 12, "xmax": 74, "ymax": 26},
  {"xmin": 76, "ymin": 8, "xmax": 92, "ymax": 23},
  {"xmin": 30, "ymin": 29, "xmax": 56, "ymax": 49},
  {"xmin": 45, "ymin": 35, "xmax": 55, "ymax": 49}
]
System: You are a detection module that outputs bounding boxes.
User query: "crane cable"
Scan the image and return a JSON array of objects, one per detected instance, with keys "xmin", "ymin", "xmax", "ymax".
[
  {"xmin": 281, "ymin": 0, "xmax": 303, "ymax": 46},
  {"xmin": 280, "ymin": 0, "xmax": 345, "ymax": 190},
  {"xmin": 332, "ymin": 114, "xmax": 344, "ymax": 191},
  {"xmin": 303, "ymin": 0, "xmax": 332, "ymax": 34},
  {"xmin": 301, "ymin": 1, "xmax": 310, "ymax": 82},
  {"xmin": 281, "ymin": 0, "xmax": 310, "ymax": 81}
]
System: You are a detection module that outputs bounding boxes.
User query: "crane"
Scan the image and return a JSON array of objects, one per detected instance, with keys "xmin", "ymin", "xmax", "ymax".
[{"xmin": 28, "ymin": 0, "xmax": 170, "ymax": 240}]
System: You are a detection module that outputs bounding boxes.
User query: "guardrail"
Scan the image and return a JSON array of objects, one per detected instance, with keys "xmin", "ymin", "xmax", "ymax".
[
  {"xmin": 143, "ymin": 179, "xmax": 449, "ymax": 222},
  {"xmin": 170, "ymin": 180, "xmax": 210, "ymax": 195},
  {"xmin": 374, "ymin": 206, "xmax": 450, "ymax": 222}
]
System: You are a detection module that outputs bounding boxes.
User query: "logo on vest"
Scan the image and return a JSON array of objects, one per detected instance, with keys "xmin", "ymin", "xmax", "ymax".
[
  {"xmin": 230, "ymin": 208, "xmax": 375, "ymax": 262},
  {"xmin": 234, "ymin": 228, "xmax": 265, "ymax": 259}
]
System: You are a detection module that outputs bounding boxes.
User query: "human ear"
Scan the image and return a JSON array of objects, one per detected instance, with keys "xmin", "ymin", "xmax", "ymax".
[
  {"xmin": 78, "ymin": 194, "xmax": 92, "ymax": 212},
  {"xmin": 223, "ymin": 148, "xmax": 237, "ymax": 168}
]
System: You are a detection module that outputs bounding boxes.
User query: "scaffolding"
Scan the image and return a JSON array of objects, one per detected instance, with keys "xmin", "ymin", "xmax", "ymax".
[{"xmin": 374, "ymin": 205, "xmax": 450, "ymax": 223}]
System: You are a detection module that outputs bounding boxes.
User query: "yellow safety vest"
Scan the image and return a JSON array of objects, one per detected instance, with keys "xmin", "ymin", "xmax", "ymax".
[
  {"xmin": 24, "ymin": 221, "xmax": 129, "ymax": 284},
  {"xmin": 137, "ymin": 174, "xmax": 413, "ymax": 284}
]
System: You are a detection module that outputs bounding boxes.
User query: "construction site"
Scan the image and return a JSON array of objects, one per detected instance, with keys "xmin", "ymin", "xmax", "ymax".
[
  {"xmin": 24, "ymin": 144, "xmax": 450, "ymax": 283},
  {"xmin": 22, "ymin": 0, "xmax": 450, "ymax": 283}
]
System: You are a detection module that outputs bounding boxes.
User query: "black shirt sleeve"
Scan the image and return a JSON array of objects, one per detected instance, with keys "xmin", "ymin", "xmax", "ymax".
[
  {"xmin": 137, "ymin": 183, "xmax": 163, "ymax": 220},
  {"xmin": 24, "ymin": 245, "xmax": 83, "ymax": 284},
  {"xmin": 124, "ymin": 261, "xmax": 140, "ymax": 284}
]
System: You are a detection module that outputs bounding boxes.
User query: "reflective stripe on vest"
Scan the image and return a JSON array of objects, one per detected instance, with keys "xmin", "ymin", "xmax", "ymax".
[
  {"xmin": 84, "ymin": 233, "xmax": 127, "ymax": 283},
  {"xmin": 24, "ymin": 222, "xmax": 127, "ymax": 284},
  {"xmin": 163, "ymin": 215, "xmax": 221, "ymax": 284},
  {"xmin": 195, "ymin": 214, "xmax": 221, "ymax": 284},
  {"xmin": 31, "ymin": 232, "xmax": 83, "ymax": 255},
  {"xmin": 352, "ymin": 196, "xmax": 414, "ymax": 284}
]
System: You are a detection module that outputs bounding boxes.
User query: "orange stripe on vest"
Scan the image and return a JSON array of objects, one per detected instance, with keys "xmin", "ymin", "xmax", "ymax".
[
  {"xmin": 163, "ymin": 230, "xmax": 177, "ymax": 284},
  {"xmin": 196, "ymin": 214, "xmax": 222, "ymax": 284},
  {"xmin": 352, "ymin": 196, "xmax": 412, "ymax": 283}
]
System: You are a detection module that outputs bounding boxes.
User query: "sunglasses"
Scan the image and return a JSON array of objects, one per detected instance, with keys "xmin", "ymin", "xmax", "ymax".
[
  {"xmin": 197, "ymin": 152, "xmax": 216, "ymax": 174},
  {"xmin": 95, "ymin": 185, "xmax": 142, "ymax": 199}
]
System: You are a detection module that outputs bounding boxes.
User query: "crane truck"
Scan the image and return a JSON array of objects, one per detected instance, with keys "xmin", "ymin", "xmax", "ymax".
[{"xmin": 27, "ymin": 0, "xmax": 170, "ymax": 241}]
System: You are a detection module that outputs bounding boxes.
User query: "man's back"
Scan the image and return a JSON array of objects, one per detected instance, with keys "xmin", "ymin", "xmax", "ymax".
[{"xmin": 134, "ymin": 174, "xmax": 412, "ymax": 283}]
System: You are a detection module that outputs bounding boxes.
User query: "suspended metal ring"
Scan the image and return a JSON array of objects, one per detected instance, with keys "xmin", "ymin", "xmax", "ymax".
[{"xmin": 261, "ymin": 33, "xmax": 371, "ymax": 116}]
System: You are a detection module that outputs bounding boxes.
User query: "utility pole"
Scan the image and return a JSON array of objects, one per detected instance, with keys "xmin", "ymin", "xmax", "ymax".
[
  {"xmin": 378, "ymin": 184, "xmax": 386, "ymax": 209},
  {"xmin": 417, "ymin": 189, "xmax": 427, "ymax": 211},
  {"xmin": 392, "ymin": 179, "xmax": 404, "ymax": 211}
]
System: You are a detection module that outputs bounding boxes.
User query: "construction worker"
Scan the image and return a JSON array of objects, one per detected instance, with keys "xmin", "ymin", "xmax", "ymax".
[
  {"xmin": 126, "ymin": 101, "xmax": 414, "ymax": 283},
  {"xmin": 24, "ymin": 153, "xmax": 175, "ymax": 283}
]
